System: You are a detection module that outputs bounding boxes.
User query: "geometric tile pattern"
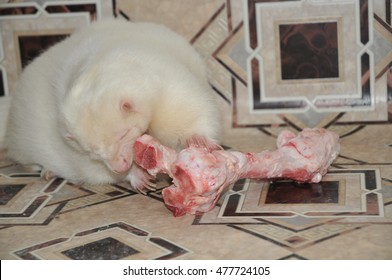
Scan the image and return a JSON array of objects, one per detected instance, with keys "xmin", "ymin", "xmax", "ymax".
[
  {"xmin": 247, "ymin": 1, "xmax": 366, "ymax": 113},
  {"xmin": 14, "ymin": 222, "xmax": 189, "ymax": 260},
  {"xmin": 0, "ymin": 162, "xmax": 138, "ymax": 226},
  {"xmin": 0, "ymin": 0, "xmax": 113, "ymax": 95},
  {"xmin": 196, "ymin": 168, "xmax": 384, "ymax": 220},
  {"xmin": 0, "ymin": 0, "xmax": 391, "ymax": 260},
  {"xmin": 0, "ymin": 184, "xmax": 26, "ymax": 205},
  {"xmin": 0, "ymin": 172, "xmax": 66, "ymax": 226},
  {"xmin": 207, "ymin": 0, "xmax": 392, "ymax": 129},
  {"xmin": 62, "ymin": 237, "xmax": 140, "ymax": 260}
]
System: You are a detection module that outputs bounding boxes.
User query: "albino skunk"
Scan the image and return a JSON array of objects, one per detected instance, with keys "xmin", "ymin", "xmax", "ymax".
[{"xmin": 5, "ymin": 19, "xmax": 221, "ymax": 192}]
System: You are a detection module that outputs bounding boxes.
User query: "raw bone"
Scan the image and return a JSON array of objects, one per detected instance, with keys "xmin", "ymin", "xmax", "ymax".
[{"xmin": 134, "ymin": 128, "xmax": 340, "ymax": 217}]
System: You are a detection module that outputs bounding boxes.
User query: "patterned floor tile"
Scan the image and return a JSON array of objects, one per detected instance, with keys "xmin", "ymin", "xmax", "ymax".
[{"xmin": 0, "ymin": 0, "xmax": 391, "ymax": 260}]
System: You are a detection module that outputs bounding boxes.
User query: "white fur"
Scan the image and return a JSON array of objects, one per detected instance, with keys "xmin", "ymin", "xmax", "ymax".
[{"xmin": 5, "ymin": 19, "xmax": 221, "ymax": 187}]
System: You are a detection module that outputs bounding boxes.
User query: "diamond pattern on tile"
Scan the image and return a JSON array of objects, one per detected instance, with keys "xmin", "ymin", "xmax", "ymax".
[
  {"xmin": 0, "ymin": 184, "xmax": 25, "ymax": 205},
  {"xmin": 0, "ymin": 175, "xmax": 66, "ymax": 225},
  {"xmin": 214, "ymin": 24, "xmax": 247, "ymax": 85},
  {"xmin": 14, "ymin": 222, "xmax": 189, "ymax": 260},
  {"xmin": 0, "ymin": 162, "xmax": 137, "ymax": 227},
  {"xmin": 222, "ymin": 0, "xmax": 391, "ymax": 128},
  {"xmin": 193, "ymin": 163, "xmax": 391, "ymax": 254},
  {"xmin": 213, "ymin": 169, "xmax": 384, "ymax": 219},
  {"xmin": 373, "ymin": 14, "xmax": 392, "ymax": 78},
  {"xmin": 62, "ymin": 237, "xmax": 139, "ymax": 260},
  {"xmin": 57, "ymin": 183, "xmax": 137, "ymax": 214},
  {"xmin": 0, "ymin": 0, "xmax": 391, "ymax": 261},
  {"xmin": 246, "ymin": 0, "xmax": 373, "ymax": 114},
  {"xmin": 230, "ymin": 222, "xmax": 363, "ymax": 251}
]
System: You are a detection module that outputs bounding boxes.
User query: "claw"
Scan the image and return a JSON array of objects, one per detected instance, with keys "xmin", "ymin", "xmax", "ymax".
[
  {"xmin": 136, "ymin": 187, "xmax": 147, "ymax": 195},
  {"xmin": 144, "ymin": 181, "xmax": 157, "ymax": 191},
  {"xmin": 140, "ymin": 178, "xmax": 157, "ymax": 192},
  {"xmin": 40, "ymin": 169, "xmax": 55, "ymax": 180},
  {"xmin": 127, "ymin": 164, "xmax": 158, "ymax": 194}
]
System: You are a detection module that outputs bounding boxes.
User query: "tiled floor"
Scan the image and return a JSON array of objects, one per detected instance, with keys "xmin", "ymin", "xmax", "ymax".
[
  {"xmin": 0, "ymin": 0, "xmax": 392, "ymax": 260},
  {"xmin": 0, "ymin": 124, "xmax": 391, "ymax": 260}
]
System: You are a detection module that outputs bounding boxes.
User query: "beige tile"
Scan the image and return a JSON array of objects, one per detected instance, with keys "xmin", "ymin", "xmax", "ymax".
[
  {"xmin": 116, "ymin": 0, "xmax": 225, "ymax": 40},
  {"xmin": 300, "ymin": 224, "xmax": 392, "ymax": 259},
  {"xmin": 0, "ymin": 0, "xmax": 391, "ymax": 261}
]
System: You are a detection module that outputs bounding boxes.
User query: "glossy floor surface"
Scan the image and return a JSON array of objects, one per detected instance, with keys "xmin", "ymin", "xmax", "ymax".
[
  {"xmin": 0, "ymin": 0, "xmax": 391, "ymax": 259},
  {"xmin": 1, "ymin": 124, "xmax": 391, "ymax": 260}
]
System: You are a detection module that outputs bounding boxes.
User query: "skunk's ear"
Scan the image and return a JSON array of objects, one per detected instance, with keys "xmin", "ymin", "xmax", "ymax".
[{"xmin": 120, "ymin": 100, "xmax": 134, "ymax": 114}]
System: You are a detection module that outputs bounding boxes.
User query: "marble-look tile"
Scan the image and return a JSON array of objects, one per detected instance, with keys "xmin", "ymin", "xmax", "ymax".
[
  {"xmin": 300, "ymin": 224, "xmax": 392, "ymax": 259},
  {"xmin": 0, "ymin": 0, "xmax": 391, "ymax": 260},
  {"xmin": 339, "ymin": 125, "xmax": 392, "ymax": 164},
  {"xmin": 0, "ymin": 195, "xmax": 291, "ymax": 259},
  {"xmin": 116, "ymin": 0, "xmax": 225, "ymax": 40}
]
